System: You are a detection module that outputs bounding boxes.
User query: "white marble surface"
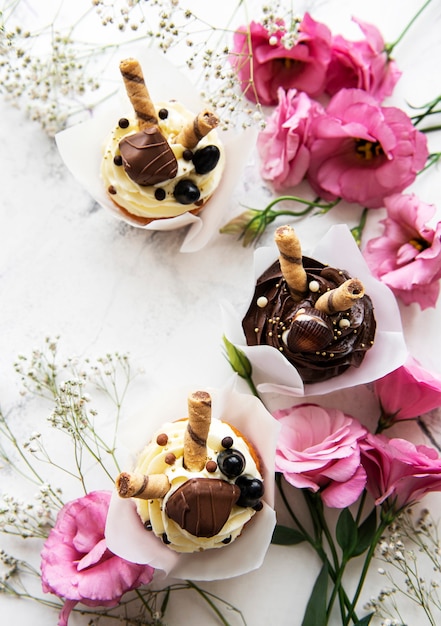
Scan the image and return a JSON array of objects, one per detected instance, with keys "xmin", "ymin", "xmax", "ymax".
[{"xmin": 1, "ymin": 0, "xmax": 441, "ymax": 624}]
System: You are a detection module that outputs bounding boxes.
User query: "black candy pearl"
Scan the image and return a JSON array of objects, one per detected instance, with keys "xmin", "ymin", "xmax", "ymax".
[
  {"xmin": 192, "ymin": 145, "xmax": 220, "ymax": 174},
  {"xmin": 235, "ymin": 475, "xmax": 264, "ymax": 508},
  {"xmin": 217, "ymin": 448, "xmax": 246, "ymax": 479},
  {"xmin": 158, "ymin": 108, "xmax": 168, "ymax": 119},
  {"xmin": 173, "ymin": 179, "xmax": 200, "ymax": 205}
]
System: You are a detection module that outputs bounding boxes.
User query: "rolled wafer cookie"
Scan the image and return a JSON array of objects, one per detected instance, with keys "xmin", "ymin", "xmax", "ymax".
[
  {"xmin": 174, "ymin": 110, "xmax": 219, "ymax": 149},
  {"xmin": 116, "ymin": 472, "xmax": 170, "ymax": 500},
  {"xmin": 183, "ymin": 390, "xmax": 212, "ymax": 471},
  {"xmin": 119, "ymin": 58, "xmax": 158, "ymax": 129},
  {"xmin": 275, "ymin": 225, "xmax": 308, "ymax": 301},
  {"xmin": 314, "ymin": 278, "xmax": 365, "ymax": 314}
]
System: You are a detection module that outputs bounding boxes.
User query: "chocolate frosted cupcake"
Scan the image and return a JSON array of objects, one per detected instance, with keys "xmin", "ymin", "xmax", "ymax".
[{"xmin": 242, "ymin": 225, "xmax": 376, "ymax": 384}]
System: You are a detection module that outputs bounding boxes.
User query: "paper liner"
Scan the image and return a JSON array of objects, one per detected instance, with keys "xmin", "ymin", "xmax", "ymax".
[
  {"xmin": 223, "ymin": 224, "xmax": 408, "ymax": 398},
  {"xmin": 55, "ymin": 48, "xmax": 256, "ymax": 253},
  {"xmin": 105, "ymin": 379, "xmax": 280, "ymax": 581}
]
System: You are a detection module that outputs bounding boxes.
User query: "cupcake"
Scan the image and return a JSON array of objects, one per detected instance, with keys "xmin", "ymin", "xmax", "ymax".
[
  {"xmin": 105, "ymin": 383, "xmax": 278, "ymax": 580},
  {"xmin": 100, "ymin": 58, "xmax": 225, "ymax": 225},
  {"xmin": 115, "ymin": 390, "xmax": 264, "ymax": 553},
  {"xmin": 242, "ymin": 225, "xmax": 376, "ymax": 384},
  {"xmin": 223, "ymin": 224, "xmax": 407, "ymax": 398}
]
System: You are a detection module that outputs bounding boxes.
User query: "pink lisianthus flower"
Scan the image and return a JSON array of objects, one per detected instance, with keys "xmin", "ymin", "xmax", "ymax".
[
  {"xmin": 274, "ymin": 404, "xmax": 367, "ymax": 508},
  {"xmin": 360, "ymin": 433, "xmax": 441, "ymax": 513},
  {"xmin": 374, "ymin": 355, "xmax": 441, "ymax": 430},
  {"xmin": 306, "ymin": 89, "xmax": 428, "ymax": 208},
  {"xmin": 41, "ymin": 491, "xmax": 154, "ymax": 626},
  {"xmin": 325, "ymin": 18, "xmax": 401, "ymax": 101},
  {"xmin": 230, "ymin": 14, "xmax": 332, "ymax": 105},
  {"xmin": 257, "ymin": 87, "xmax": 324, "ymax": 189},
  {"xmin": 363, "ymin": 193, "xmax": 441, "ymax": 309}
]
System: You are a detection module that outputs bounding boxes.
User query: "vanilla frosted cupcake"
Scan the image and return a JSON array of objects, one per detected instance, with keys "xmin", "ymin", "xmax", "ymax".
[
  {"xmin": 101, "ymin": 58, "xmax": 225, "ymax": 224},
  {"xmin": 116, "ymin": 391, "xmax": 264, "ymax": 553}
]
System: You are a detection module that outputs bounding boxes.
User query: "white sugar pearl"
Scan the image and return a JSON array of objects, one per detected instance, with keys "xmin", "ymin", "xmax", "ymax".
[
  {"xmin": 257, "ymin": 296, "xmax": 268, "ymax": 308},
  {"xmin": 339, "ymin": 318, "xmax": 351, "ymax": 329},
  {"xmin": 309, "ymin": 280, "xmax": 320, "ymax": 292}
]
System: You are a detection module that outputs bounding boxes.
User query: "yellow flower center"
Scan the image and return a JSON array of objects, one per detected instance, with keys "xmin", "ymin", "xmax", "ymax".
[
  {"xmin": 409, "ymin": 237, "xmax": 430, "ymax": 252},
  {"xmin": 354, "ymin": 138, "xmax": 384, "ymax": 160}
]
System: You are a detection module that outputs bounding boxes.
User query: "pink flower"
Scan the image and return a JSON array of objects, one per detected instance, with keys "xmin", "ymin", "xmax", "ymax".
[
  {"xmin": 257, "ymin": 88, "xmax": 324, "ymax": 189},
  {"xmin": 230, "ymin": 15, "xmax": 332, "ymax": 105},
  {"xmin": 360, "ymin": 433, "xmax": 441, "ymax": 512},
  {"xmin": 325, "ymin": 18, "xmax": 401, "ymax": 101},
  {"xmin": 307, "ymin": 89, "xmax": 428, "ymax": 208},
  {"xmin": 274, "ymin": 404, "xmax": 367, "ymax": 508},
  {"xmin": 374, "ymin": 355, "xmax": 441, "ymax": 429},
  {"xmin": 363, "ymin": 193, "xmax": 441, "ymax": 309},
  {"xmin": 41, "ymin": 491, "xmax": 154, "ymax": 626}
]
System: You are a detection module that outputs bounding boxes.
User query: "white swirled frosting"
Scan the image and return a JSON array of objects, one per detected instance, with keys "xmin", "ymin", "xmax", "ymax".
[
  {"xmin": 100, "ymin": 101, "xmax": 225, "ymax": 220},
  {"xmin": 133, "ymin": 418, "xmax": 262, "ymax": 553}
]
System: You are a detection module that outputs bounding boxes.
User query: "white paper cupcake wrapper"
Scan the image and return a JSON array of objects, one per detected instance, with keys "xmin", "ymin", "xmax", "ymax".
[
  {"xmin": 105, "ymin": 379, "xmax": 280, "ymax": 580},
  {"xmin": 223, "ymin": 224, "xmax": 408, "ymax": 397},
  {"xmin": 55, "ymin": 48, "xmax": 255, "ymax": 253}
]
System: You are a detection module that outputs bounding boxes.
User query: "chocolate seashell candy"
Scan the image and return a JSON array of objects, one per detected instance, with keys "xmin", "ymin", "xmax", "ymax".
[
  {"xmin": 119, "ymin": 127, "xmax": 178, "ymax": 185},
  {"xmin": 165, "ymin": 477, "xmax": 240, "ymax": 538},
  {"xmin": 284, "ymin": 307, "xmax": 334, "ymax": 353}
]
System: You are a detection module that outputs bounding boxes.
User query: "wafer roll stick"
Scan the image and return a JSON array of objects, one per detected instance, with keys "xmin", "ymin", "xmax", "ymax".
[
  {"xmin": 116, "ymin": 472, "xmax": 171, "ymax": 500},
  {"xmin": 119, "ymin": 58, "xmax": 158, "ymax": 129},
  {"xmin": 184, "ymin": 390, "xmax": 212, "ymax": 471},
  {"xmin": 174, "ymin": 110, "xmax": 219, "ymax": 149},
  {"xmin": 275, "ymin": 225, "xmax": 308, "ymax": 301},
  {"xmin": 314, "ymin": 278, "xmax": 365, "ymax": 314}
]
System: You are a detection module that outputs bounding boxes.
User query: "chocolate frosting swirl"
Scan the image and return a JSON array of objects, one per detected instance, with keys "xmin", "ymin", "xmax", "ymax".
[
  {"xmin": 242, "ymin": 256, "xmax": 376, "ymax": 384},
  {"xmin": 119, "ymin": 127, "xmax": 178, "ymax": 185}
]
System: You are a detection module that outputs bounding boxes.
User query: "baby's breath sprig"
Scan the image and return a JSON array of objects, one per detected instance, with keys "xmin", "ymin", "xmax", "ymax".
[
  {"xmin": 368, "ymin": 509, "xmax": 441, "ymax": 626},
  {"xmin": 220, "ymin": 196, "xmax": 340, "ymax": 246}
]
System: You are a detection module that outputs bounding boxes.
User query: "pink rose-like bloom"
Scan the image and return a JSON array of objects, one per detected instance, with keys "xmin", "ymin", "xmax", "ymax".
[
  {"xmin": 257, "ymin": 87, "xmax": 324, "ymax": 189},
  {"xmin": 374, "ymin": 355, "xmax": 441, "ymax": 428},
  {"xmin": 41, "ymin": 491, "xmax": 154, "ymax": 626},
  {"xmin": 307, "ymin": 89, "xmax": 428, "ymax": 208},
  {"xmin": 274, "ymin": 404, "xmax": 367, "ymax": 508},
  {"xmin": 325, "ymin": 18, "xmax": 401, "ymax": 101},
  {"xmin": 361, "ymin": 433, "xmax": 441, "ymax": 512},
  {"xmin": 230, "ymin": 14, "xmax": 332, "ymax": 105},
  {"xmin": 363, "ymin": 193, "xmax": 441, "ymax": 309}
]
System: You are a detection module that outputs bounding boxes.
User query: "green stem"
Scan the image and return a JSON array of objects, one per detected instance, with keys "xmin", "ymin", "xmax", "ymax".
[
  {"xmin": 186, "ymin": 581, "xmax": 239, "ymax": 626},
  {"xmin": 386, "ymin": 0, "xmax": 434, "ymax": 55},
  {"xmin": 355, "ymin": 490, "xmax": 367, "ymax": 525},
  {"xmin": 343, "ymin": 519, "xmax": 390, "ymax": 626},
  {"xmin": 276, "ymin": 477, "xmax": 359, "ymax": 623},
  {"xmin": 350, "ymin": 207, "xmax": 368, "ymax": 248}
]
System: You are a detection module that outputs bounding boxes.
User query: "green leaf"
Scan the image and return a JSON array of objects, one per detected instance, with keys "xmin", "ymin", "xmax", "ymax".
[
  {"xmin": 336, "ymin": 508, "xmax": 358, "ymax": 558},
  {"xmin": 222, "ymin": 335, "xmax": 252, "ymax": 378},
  {"xmin": 354, "ymin": 613, "xmax": 374, "ymax": 625},
  {"xmin": 352, "ymin": 508, "xmax": 378, "ymax": 557},
  {"xmin": 271, "ymin": 524, "xmax": 306, "ymax": 545},
  {"xmin": 301, "ymin": 563, "xmax": 328, "ymax": 626}
]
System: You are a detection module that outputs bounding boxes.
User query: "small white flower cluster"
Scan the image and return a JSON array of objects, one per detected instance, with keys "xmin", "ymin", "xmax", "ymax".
[
  {"xmin": 366, "ymin": 509, "xmax": 441, "ymax": 625},
  {"xmin": 261, "ymin": 2, "xmax": 301, "ymax": 49},
  {"xmin": 0, "ymin": 486, "xmax": 58, "ymax": 539},
  {"xmin": 0, "ymin": 0, "xmax": 291, "ymax": 134}
]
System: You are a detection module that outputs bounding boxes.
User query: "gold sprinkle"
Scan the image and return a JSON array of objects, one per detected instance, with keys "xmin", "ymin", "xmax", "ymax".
[
  {"xmin": 321, "ymin": 352, "xmax": 326, "ymax": 356},
  {"xmin": 330, "ymin": 353, "xmax": 335, "ymax": 357},
  {"xmin": 268, "ymin": 331, "xmax": 273, "ymax": 337},
  {"xmin": 254, "ymin": 327, "xmax": 259, "ymax": 333}
]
